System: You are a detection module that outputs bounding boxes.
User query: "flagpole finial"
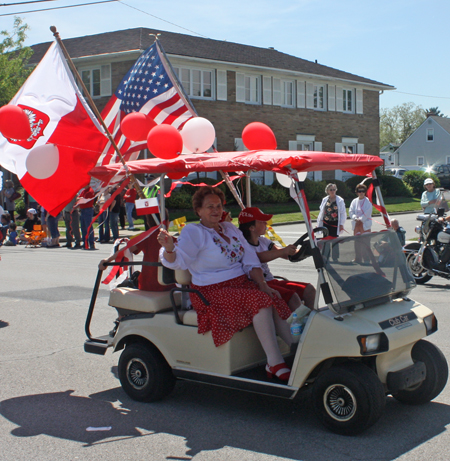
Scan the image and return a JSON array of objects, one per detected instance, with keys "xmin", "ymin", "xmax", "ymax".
[
  {"xmin": 50, "ymin": 26, "xmax": 58, "ymax": 37},
  {"xmin": 149, "ymin": 33, "xmax": 161, "ymax": 42}
]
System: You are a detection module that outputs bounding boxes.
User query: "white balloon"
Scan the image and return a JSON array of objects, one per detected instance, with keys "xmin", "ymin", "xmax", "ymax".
[
  {"xmin": 25, "ymin": 144, "xmax": 59, "ymax": 179},
  {"xmin": 276, "ymin": 173, "xmax": 292, "ymax": 188},
  {"xmin": 181, "ymin": 117, "xmax": 215, "ymax": 153}
]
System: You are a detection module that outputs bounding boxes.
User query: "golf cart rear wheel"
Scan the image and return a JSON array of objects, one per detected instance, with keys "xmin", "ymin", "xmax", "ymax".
[
  {"xmin": 392, "ymin": 340, "xmax": 448, "ymax": 405},
  {"xmin": 313, "ymin": 362, "xmax": 385, "ymax": 435},
  {"xmin": 118, "ymin": 343, "xmax": 176, "ymax": 402}
]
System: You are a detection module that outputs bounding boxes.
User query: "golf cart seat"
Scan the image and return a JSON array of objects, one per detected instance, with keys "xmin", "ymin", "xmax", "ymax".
[{"xmin": 108, "ymin": 288, "xmax": 181, "ymax": 314}]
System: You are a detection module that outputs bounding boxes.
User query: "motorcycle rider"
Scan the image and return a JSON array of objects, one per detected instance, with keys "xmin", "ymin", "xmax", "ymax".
[{"xmin": 421, "ymin": 178, "xmax": 442, "ymax": 214}]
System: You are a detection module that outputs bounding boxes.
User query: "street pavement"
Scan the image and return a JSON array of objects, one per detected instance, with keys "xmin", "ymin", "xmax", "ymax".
[{"xmin": 1, "ymin": 212, "xmax": 450, "ymax": 461}]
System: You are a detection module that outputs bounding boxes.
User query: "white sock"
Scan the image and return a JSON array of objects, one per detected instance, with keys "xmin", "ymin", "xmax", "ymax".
[{"xmin": 252, "ymin": 306, "xmax": 284, "ymax": 367}]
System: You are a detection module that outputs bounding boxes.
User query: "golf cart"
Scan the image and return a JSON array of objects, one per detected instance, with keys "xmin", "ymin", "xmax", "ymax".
[{"xmin": 85, "ymin": 150, "xmax": 448, "ymax": 435}]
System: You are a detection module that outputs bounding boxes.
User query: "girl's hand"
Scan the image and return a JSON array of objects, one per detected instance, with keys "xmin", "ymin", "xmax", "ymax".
[{"xmin": 157, "ymin": 229, "xmax": 174, "ymax": 251}]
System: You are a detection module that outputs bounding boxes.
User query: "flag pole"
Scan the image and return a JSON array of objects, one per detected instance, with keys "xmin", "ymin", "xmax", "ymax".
[{"xmin": 50, "ymin": 26, "xmax": 146, "ymax": 199}]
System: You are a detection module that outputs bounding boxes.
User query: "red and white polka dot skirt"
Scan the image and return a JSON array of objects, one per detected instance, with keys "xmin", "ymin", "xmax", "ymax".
[{"xmin": 190, "ymin": 274, "xmax": 291, "ymax": 347}]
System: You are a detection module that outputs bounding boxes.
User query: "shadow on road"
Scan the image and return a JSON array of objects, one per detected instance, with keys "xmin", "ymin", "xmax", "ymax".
[{"xmin": 1, "ymin": 383, "xmax": 450, "ymax": 460}]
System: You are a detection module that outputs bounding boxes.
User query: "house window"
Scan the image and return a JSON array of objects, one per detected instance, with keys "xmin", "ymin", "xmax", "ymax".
[
  {"xmin": 173, "ymin": 66, "xmax": 214, "ymax": 99},
  {"xmin": 298, "ymin": 142, "xmax": 313, "ymax": 151},
  {"xmin": 282, "ymin": 80, "xmax": 295, "ymax": 107},
  {"xmin": 343, "ymin": 88, "xmax": 353, "ymax": 112},
  {"xmin": 417, "ymin": 156, "xmax": 425, "ymax": 166},
  {"xmin": 314, "ymin": 84, "xmax": 325, "ymax": 110},
  {"xmin": 245, "ymin": 75, "xmax": 261, "ymax": 104},
  {"xmin": 427, "ymin": 128, "xmax": 434, "ymax": 142},
  {"xmin": 446, "ymin": 156, "xmax": 450, "ymax": 164},
  {"xmin": 80, "ymin": 64, "xmax": 111, "ymax": 98},
  {"xmin": 342, "ymin": 144, "xmax": 356, "ymax": 154}
]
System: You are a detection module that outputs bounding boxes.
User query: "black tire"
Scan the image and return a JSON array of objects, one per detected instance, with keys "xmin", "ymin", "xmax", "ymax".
[
  {"xmin": 405, "ymin": 243, "xmax": 432, "ymax": 284},
  {"xmin": 392, "ymin": 340, "xmax": 448, "ymax": 405},
  {"xmin": 118, "ymin": 343, "xmax": 176, "ymax": 402},
  {"xmin": 312, "ymin": 362, "xmax": 385, "ymax": 435}
]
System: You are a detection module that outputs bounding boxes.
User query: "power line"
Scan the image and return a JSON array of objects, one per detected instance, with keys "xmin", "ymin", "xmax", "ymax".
[
  {"xmin": 0, "ymin": 0, "xmax": 117, "ymax": 16},
  {"xmin": 118, "ymin": 1, "xmax": 210, "ymax": 39},
  {"xmin": 1, "ymin": 1, "xmax": 57, "ymax": 7},
  {"xmin": 393, "ymin": 90, "xmax": 450, "ymax": 100}
]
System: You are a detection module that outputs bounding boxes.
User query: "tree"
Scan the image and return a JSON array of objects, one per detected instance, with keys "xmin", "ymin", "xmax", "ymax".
[
  {"xmin": 380, "ymin": 102, "xmax": 426, "ymax": 147},
  {"xmin": 426, "ymin": 107, "xmax": 446, "ymax": 117},
  {"xmin": 0, "ymin": 17, "xmax": 33, "ymax": 106}
]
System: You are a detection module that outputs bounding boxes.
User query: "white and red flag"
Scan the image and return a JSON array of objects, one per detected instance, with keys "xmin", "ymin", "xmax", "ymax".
[
  {"xmin": 0, "ymin": 42, "xmax": 107, "ymax": 216},
  {"xmin": 98, "ymin": 40, "xmax": 196, "ymax": 170},
  {"xmin": 135, "ymin": 197, "xmax": 159, "ymax": 216}
]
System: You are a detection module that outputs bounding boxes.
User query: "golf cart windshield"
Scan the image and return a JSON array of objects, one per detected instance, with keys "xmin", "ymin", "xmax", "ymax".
[{"xmin": 319, "ymin": 231, "xmax": 416, "ymax": 315}]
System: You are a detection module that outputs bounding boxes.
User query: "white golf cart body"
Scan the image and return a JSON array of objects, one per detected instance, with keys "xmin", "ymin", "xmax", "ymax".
[{"xmin": 85, "ymin": 150, "xmax": 448, "ymax": 435}]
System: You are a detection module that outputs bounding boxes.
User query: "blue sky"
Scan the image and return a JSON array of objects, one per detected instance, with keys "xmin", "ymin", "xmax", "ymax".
[{"xmin": 2, "ymin": 0, "xmax": 450, "ymax": 116}]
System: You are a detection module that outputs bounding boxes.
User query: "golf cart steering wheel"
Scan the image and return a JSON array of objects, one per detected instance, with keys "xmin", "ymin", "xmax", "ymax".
[{"xmin": 288, "ymin": 227, "xmax": 329, "ymax": 262}]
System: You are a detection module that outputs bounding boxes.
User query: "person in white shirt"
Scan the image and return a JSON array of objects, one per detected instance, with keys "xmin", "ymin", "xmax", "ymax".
[
  {"xmin": 158, "ymin": 186, "xmax": 292, "ymax": 381},
  {"xmin": 349, "ymin": 183, "xmax": 373, "ymax": 263}
]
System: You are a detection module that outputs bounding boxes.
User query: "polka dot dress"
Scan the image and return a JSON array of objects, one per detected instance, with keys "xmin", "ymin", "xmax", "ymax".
[{"xmin": 190, "ymin": 274, "xmax": 291, "ymax": 347}]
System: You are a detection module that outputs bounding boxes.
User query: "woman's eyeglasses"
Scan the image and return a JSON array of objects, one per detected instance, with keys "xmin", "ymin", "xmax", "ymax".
[
  {"xmin": 357, "ymin": 190, "xmax": 365, "ymax": 193},
  {"xmin": 328, "ymin": 189, "xmax": 336, "ymax": 192}
]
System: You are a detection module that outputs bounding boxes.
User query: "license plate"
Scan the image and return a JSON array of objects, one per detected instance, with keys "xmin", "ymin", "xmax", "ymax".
[{"xmin": 379, "ymin": 312, "xmax": 417, "ymax": 330}]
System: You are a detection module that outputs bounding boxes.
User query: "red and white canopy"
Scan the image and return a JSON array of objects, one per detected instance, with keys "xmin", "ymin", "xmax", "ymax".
[{"xmin": 89, "ymin": 150, "xmax": 383, "ymax": 183}]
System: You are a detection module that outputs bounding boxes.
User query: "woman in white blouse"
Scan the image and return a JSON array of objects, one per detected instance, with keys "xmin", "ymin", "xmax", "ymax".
[
  {"xmin": 158, "ymin": 186, "xmax": 293, "ymax": 381},
  {"xmin": 349, "ymin": 183, "xmax": 373, "ymax": 263}
]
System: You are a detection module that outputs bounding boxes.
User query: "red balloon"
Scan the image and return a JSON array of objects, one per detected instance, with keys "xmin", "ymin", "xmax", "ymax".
[
  {"xmin": 120, "ymin": 112, "xmax": 156, "ymax": 141},
  {"xmin": 147, "ymin": 125, "xmax": 183, "ymax": 159},
  {"xmin": 167, "ymin": 171, "xmax": 186, "ymax": 180},
  {"xmin": 0, "ymin": 105, "xmax": 32, "ymax": 140},
  {"xmin": 242, "ymin": 122, "xmax": 277, "ymax": 150}
]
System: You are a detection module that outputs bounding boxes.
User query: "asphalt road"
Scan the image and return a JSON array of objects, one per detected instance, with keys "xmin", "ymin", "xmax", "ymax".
[{"xmin": 1, "ymin": 213, "xmax": 450, "ymax": 461}]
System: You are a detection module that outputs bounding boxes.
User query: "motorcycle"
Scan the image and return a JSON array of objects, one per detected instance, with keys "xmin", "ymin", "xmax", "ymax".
[{"xmin": 404, "ymin": 209, "xmax": 450, "ymax": 284}]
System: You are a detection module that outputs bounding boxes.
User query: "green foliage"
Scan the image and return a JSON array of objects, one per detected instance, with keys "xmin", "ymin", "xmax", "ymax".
[
  {"xmin": 15, "ymin": 197, "xmax": 26, "ymax": 218},
  {"xmin": 165, "ymin": 189, "xmax": 192, "ymax": 209},
  {"xmin": 403, "ymin": 170, "xmax": 440, "ymax": 197},
  {"xmin": 0, "ymin": 18, "xmax": 33, "ymax": 106},
  {"xmin": 380, "ymin": 102, "xmax": 426, "ymax": 147},
  {"xmin": 345, "ymin": 174, "xmax": 412, "ymax": 198}
]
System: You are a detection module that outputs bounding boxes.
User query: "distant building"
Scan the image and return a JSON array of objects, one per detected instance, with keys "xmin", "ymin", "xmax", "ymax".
[
  {"xmin": 394, "ymin": 115, "xmax": 450, "ymax": 169},
  {"xmin": 29, "ymin": 27, "xmax": 394, "ymax": 183}
]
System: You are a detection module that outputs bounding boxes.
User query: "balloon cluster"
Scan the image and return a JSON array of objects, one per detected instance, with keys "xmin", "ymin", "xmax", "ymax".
[
  {"xmin": 120, "ymin": 113, "xmax": 216, "ymax": 160},
  {"xmin": 0, "ymin": 105, "xmax": 32, "ymax": 140}
]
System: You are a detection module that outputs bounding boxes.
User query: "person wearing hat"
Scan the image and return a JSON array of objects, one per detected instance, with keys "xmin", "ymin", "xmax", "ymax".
[
  {"xmin": 421, "ymin": 178, "xmax": 442, "ymax": 214},
  {"xmin": 238, "ymin": 207, "xmax": 316, "ymax": 310},
  {"xmin": 158, "ymin": 186, "xmax": 293, "ymax": 382},
  {"xmin": 18, "ymin": 208, "xmax": 41, "ymax": 243}
]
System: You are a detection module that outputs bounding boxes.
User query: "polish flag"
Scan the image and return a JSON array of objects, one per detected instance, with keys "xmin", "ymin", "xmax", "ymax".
[
  {"xmin": 0, "ymin": 41, "xmax": 107, "ymax": 216},
  {"xmin": 135, "ymin": 197, "xmax": 159, "ymax": 216}
]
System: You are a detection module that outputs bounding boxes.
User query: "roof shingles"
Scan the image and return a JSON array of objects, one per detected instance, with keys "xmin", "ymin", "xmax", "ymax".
[{"xmin": 30, "ymin": 27, "xmax": 393, "ymax": 88}]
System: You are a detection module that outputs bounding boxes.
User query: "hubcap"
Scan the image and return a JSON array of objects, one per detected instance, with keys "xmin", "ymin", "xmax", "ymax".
[
  {"xmin": 323, "ymin": 384, "xmax": 357, "ymax": 421},
  {"xmin": 127, "ymin": 358, "xmax": 149, "ymax": 390}
]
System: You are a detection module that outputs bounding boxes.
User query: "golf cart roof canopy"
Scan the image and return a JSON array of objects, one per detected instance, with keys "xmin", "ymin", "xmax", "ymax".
[{"xmin": 89, "ymin": 150, "xmax": 383, "ymax": 182}]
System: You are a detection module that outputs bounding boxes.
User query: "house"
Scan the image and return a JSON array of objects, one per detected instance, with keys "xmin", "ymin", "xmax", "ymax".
[
  {"xmin": 394, "ymin": 115, "xmax": 450, "ymax": 169},
  {"xmin": 29, "ymin": 27, "xmax": 394, "ymax": 183},
  {"xmin": 380, "ymin": 143, "xmax": 400, "ymax": 168}
]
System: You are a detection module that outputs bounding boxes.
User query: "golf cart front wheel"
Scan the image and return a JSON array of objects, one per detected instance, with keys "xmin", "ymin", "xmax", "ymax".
[
  {"xmin": 312, "ymin": 362, "xmax": 385, "ymax": 435},
  {"xmin": 118, "ymin": 343, "xmax": 176, "ymax": 402}
]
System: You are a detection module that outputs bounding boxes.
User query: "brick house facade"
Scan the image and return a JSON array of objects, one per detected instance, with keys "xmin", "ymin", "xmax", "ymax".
[{"xmin": 29, "ymin": 28, "xmax": 393, "ymax": 183}]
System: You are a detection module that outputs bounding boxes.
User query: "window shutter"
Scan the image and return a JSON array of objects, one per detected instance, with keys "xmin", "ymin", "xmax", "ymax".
[
  {"xmin": 236, "ymin": 73, "xmax": 245, "ymax": 102},
  {"xmin": 306, "ymin": 82, "xmax": 314, "ymax": 109},
  {"xmin": 328, "ymin": 85, "xmax": 336, "ymax": 111},
  {"xmin": 263, "ymin": 76, "xmax": 272, "ymax": 105},
  {"xmin": 336, "ymin": 86, "xmax": 343, "ymax": 112},
  {"xmin": 357, "ymin": 143, "xmax": 364, "ymax": 154},
  {"xmin": 288, "ymin": 140, "xmax": 298, "ymax": 151},
  {"xmin": 297, "ymin": 80, "xmax": 306, "ymax": 108},
  {"xmin": 217, "ymin": 70, "xmax": 227, "ymax": 101},
  {"xmin": 314, "ymin": 141, "xmax": 322, "ymax": 152},
  {"xmin": 356, "ymin": 88, "xmax": 363, "ymax": 114},
  {"xmin": 273, "ymin": 78, "xmax": 281, "ymax": 106},
  {"xmin": 100, "ymin": 64, "xmax": 111, "ymax": 97},
  {"xmin": 335, "ymin": 143, "xmax": 343, "ymax": 153},
  {"xmin": 313, "ymin": 142, "xmax": 323, "ymax": 180}
]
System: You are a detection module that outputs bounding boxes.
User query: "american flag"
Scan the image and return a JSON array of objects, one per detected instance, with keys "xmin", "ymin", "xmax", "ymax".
[{"xmin": 98, "ymin": 40, "xmax": 196, "ymax": 167}]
